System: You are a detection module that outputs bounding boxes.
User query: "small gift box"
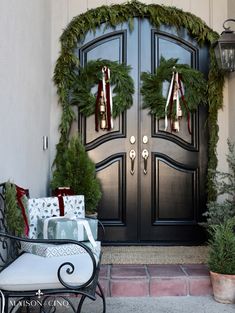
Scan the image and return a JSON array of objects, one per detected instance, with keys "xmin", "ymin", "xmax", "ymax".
[
  {"xmin": 82, "ymin": 218, "xmax": 98, "ymax": 241},
  {"xmin": 27, "ymin": 195, "xmax": 85, "ymax": 239},
  {"xmin": 37, "ymin": 217, "xmax": 83, "ymax": 241},
  {"xmin": 37, "ymin": 216, "xmax": 98, "ymax": 245},
  {"xmin": 63, "ymin": 196, "xmax": 85, "ymax": 218},
  {"xmin": 21, "ymin": 241, "xmax": 101, "ymax": 259},
  {"xmin": 28, "ymin": 197, "xmax": 60, "ymax": 239}
]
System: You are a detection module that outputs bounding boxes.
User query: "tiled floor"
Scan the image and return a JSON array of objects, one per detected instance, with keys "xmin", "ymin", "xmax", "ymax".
[{"xmin": 99, "ymin": 264, "xmax": 213, "ymax": 297}]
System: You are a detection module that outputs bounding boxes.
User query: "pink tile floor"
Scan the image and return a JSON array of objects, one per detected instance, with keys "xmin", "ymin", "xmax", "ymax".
[{"xmin": 99, "ymin": 264, "xmax": 213, "ymax": 297}]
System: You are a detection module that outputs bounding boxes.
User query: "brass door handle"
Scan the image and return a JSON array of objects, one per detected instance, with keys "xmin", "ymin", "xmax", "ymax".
[
  {"xmin": 142, "ymin": 149, "xmax": 149, "ymax": 175},
  {"xmin": 129, "ymin": 149, "xmax": 136, "ymax": 175}
]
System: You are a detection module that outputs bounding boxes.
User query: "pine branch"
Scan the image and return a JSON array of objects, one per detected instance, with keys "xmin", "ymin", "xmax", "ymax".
[
  {"xmin": 205, "ymin": 139, "xmax": 235, "ymax": 226},
  {"xmin": 208, "ymin": 218, "xmax": 235, "ymax": 274},
  {"xmin": 4, "ymin": 181, "xmax": 25, "ymax": 236},
  {"xmin": 51, "ymin": 136, "xmax": 101, "ymax": 214}
]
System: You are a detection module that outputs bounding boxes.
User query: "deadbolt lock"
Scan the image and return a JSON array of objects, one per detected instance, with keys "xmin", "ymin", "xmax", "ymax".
[
  {"xmin": 130, "ymin": 136, "xmax": 136, "ymax": 144},
  {"xmin": 143, "ymin": 135, "xmax": 148, "ymax": 144}
]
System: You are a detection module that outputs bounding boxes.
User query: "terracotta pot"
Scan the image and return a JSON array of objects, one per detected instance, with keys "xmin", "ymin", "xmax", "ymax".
[
  {"xmin": 210, "ymin": 271, "xmax": 235, "ymax": 304},
  {"xmin": 86, "ymin": 212, "xmax": 98, "ymax": 219}
]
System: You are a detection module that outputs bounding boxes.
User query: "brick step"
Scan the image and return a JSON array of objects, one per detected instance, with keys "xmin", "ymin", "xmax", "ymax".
[{"xmin": 99, "ymin": 264, "xmax": 212, "ymax": 297}]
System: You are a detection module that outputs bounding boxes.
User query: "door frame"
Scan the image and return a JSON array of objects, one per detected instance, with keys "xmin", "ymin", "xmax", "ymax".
[{"xmin": 53, "ymin": 2, "xmax": 224, "ymax": 243}]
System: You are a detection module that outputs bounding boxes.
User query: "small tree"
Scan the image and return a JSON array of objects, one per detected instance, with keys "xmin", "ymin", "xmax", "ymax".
[
  {"xmin": 4, "ymin": 181, "xmax": 25, "ymax": 236},
  {"xmin": 208, "ymin": 217, "xmax": 235, "ymax": 274},
  {"xmin": 204, "ymin": 140, "xmax": 235, "ymax": 226},
  {"xmin": 51, "ymin": 136, "xmax": 102, "ymax": 214}
]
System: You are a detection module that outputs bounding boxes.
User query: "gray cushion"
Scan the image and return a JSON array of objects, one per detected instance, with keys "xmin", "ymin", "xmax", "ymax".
[{"xmin": 0, "ymin": 252, "xmax": 95, "ymax": 291}]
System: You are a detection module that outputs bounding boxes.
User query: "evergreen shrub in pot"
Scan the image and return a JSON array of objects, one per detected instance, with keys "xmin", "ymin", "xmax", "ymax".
[
  {"xmin": 51, "ymin": 136, "xmax": 102, "ymax": 215},
  {"xmin": 208, "ymin": 218, "xmax": 235, "ymax": 303},
  {"xmin": 204, "ymin": 140, "xmax": 235, "ymax": 303}
]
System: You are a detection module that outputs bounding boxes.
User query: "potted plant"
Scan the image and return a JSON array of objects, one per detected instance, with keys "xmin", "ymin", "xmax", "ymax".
[
  {"xmin": 207, "ymin": 218, "xmax": 235, "ymax": 303},
  {"xmin": 51, "ymin": 136, "xmax": 102, "ymax": 215},
  {"xmin": 204, "ymin": 140, "xmax": 235, "ymax": 303},
  {"xmin": 204, "ymin": 140, "xmax": 235, "ymax": 226}
]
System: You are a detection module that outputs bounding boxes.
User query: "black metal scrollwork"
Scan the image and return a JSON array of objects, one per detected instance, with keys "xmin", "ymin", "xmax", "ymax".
[{"xmin": 0, "ymin": 184, "xmax": 106, "ymax": 313}]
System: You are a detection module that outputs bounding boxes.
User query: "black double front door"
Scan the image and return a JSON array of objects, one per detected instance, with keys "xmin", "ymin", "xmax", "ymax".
[{"xmin": 77, "ymin": 18, "xmax": 209, "ymax": 244}]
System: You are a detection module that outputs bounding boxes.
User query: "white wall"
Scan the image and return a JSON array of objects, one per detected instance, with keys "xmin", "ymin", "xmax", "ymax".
[
  {"xmin": 228, "ymin": 0, "xmax": 235, "ymax": 145},
  {"xmin": 0, "ymin": 0, "xmax": 51, "ymax": 197}
]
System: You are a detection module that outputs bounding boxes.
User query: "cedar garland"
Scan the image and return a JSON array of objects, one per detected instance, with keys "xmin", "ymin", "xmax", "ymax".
[{"xmin": 53, "ymin": 0, "xmax": 224, "ymax": 200}]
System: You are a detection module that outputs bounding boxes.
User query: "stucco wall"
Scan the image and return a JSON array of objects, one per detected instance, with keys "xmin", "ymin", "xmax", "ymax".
[
  {"xmin": 0, "ymin": 0, "xmax": 51, "ymax": 197},
  {"xmin": 228, "ymin": 0, "xmax": 235, "ymax": 145}
]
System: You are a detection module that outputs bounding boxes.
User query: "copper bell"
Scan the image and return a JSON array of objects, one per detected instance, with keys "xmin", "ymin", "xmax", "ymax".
[
  {"xmin": 100, "ymin": 104, "xmax": 105, "ymax": 113},
  {"xmin": 99, "ymin": 91, "xmax": 106, "ymax": 113},
  {"xmin": 100, "ymin": 115, "xmax": 107, "ymax": 130},
  {"xmin": 172, "ymin": 120, "xmax": 180, "ymax": 132},
  {"xmin": 178, "ymin": 106, "xmax": 183, "ymax": 119}
]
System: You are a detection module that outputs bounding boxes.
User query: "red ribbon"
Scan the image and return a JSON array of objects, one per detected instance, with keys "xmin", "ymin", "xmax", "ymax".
[
  {"xmin": 53, "ymin": 187, "xmax": 74, "ymax": 216},
  {"xmin": 95, "ymin": 66, "xmax": 112, "ymax": 131},
  {"xmin": 15, "ymin": 185, "xmax": 29, "ymax": 237},
  {"xmin": 178, "ymin": 75, "xmax": 191, "ymax": 134},
  {"xmin": 104, "ymin": 68, "xmax": 111, "ymax": 130},
  {"xmin": 169, "ymin": 78, "xmax": 175, "ymax": 132},
  {"xmin": 95, "ymin": 81, "xmax": 103, "ymax": 132},
  {"xmin": 57, "ymin": 195, "xmax": 65, "ymax": 216}
]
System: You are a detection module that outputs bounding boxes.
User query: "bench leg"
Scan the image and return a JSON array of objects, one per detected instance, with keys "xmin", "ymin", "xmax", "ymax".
[
  {"xmin": 76, "ymin": 295, "xmax": 86, "ymax": 313},
  {"xmin": 96, "ymin": 282, "xmax": 106, "ymax": 313},
  {"xmin": 3, "ymin": 295, "xmax": 8, "ymax": 313}
]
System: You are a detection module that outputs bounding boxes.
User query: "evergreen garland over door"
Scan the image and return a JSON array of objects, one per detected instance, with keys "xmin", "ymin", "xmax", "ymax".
[{"xmin": 78, "ymin": 18, "xmax": 209, "ymax": 244}]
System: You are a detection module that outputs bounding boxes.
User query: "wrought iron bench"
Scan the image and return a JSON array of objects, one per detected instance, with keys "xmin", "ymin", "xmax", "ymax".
[{"xmin": 0, "ymin": 187, "xmax": 106, "ymax": 313}]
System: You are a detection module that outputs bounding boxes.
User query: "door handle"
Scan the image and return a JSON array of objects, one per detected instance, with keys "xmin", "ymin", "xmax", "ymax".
[
  {"xmin": 129, "ymin": 149, "xmax": 136, "ymax": 175},
  {"xmin": 142, "ymin": 149, "xmax": 149, "ymax": 175}
]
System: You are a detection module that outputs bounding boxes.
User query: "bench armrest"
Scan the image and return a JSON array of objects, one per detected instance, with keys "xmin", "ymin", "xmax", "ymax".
[{"xmin": 0, "ymin": 232, "xmax": 99, "ymax": 290}]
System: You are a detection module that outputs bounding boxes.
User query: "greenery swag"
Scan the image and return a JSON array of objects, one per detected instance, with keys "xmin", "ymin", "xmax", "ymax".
[
  {"xmin": 70, "ymin": 59, "xmax": 134, "ymax": 117},
  {"xmin": 53, "ymin": 0, "xmax": 224, "ymax": 200},
  {"xmin": 141, "ymin": 57, "xmax": 208, "ymax": 119}
]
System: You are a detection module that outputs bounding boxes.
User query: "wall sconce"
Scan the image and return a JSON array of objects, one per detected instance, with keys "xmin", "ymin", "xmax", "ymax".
[
  {"xmin": 43, "ymin": 136, "xmax": 48, "ymax": 150},
  {"xmin": 213, "ymin": 19, "xmax": 235, "ymax": 72}
]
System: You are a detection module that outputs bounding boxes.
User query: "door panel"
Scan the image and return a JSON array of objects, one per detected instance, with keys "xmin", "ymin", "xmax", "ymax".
[
  {"xmin": 77, "ymin": 19, "xmax": 209, "ymax": 244},
  {"xmin": 80, "ymin": 30, "xmax": 127, "ymax": 147},
  {"xmin": 97, "ymin": 154, "xmax": 126, "ymax": 223},
  {"xmin": 155, "ymin": 157, "xmax": 197, "ymax": 220},
  {"xmin": 79, "ymin": 21, "xmax": 139, "ymax": 242},
  {"xmin": 139, "ymin": 20, "xmax": 208, "ymax": 243},
  {"xmin": 157, "ymin": 36, "xmax": 193, "ymax": 65}
]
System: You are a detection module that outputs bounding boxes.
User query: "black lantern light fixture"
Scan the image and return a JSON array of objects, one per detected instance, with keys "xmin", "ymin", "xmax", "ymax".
[{"xmin": 214, "ymin": 19, "xmax": 235, "ymax": 72}]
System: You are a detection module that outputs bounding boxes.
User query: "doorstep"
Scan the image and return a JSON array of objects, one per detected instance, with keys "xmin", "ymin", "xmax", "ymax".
[{"xmin": 99, "ymin": 264, "xmax": 213, "ymax": 297}]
